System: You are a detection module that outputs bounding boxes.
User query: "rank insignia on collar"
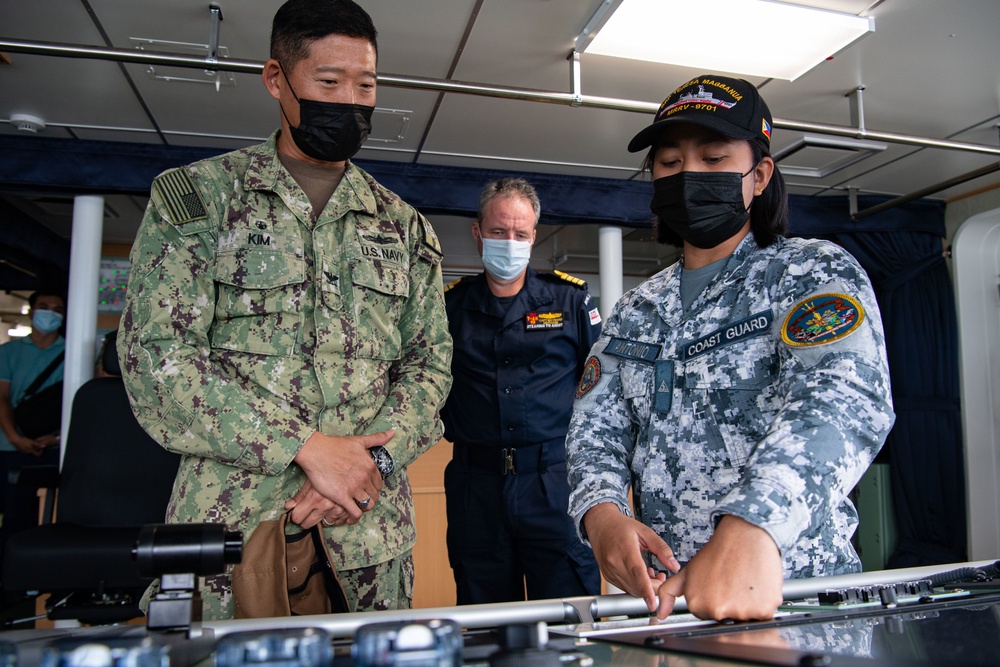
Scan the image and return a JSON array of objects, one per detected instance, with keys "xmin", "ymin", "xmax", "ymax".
[
  {"xmin": 576, "ymin": 356, "xmax": 602, "ymax": 398},
  {"xmin": 782, "ymin": 293, "xmax": 865, "ymax": 347}
]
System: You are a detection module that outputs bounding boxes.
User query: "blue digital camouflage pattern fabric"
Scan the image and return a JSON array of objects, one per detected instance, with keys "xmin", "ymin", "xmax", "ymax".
[
  {"xmin": 119, "ymin": 132, "xmax": 453, "ymax": 619},
  {"xmin": 567, "ymin": 233, "xmax": 894, "ymax": 578}
]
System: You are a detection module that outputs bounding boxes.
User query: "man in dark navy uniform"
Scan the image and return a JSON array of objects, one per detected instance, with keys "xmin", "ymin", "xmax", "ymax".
[{"xmin": 442, "ymin": 177, "xmax": 603, "ymax": 603}]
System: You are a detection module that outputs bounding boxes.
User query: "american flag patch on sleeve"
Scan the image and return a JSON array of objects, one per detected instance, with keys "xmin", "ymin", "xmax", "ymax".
[{"xmin": 153, "ymin": 169, "xmax": 208, "ymax": 226}]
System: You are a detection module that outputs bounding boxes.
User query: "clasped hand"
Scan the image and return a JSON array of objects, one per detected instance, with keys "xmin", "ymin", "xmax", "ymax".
[
  {"xmin": 286, "ymin": 429, "xmax": 393, "ymax": 528},
  {"xmin": 11, "ymin": 433, "xmax": 56, "ymax": 456}
]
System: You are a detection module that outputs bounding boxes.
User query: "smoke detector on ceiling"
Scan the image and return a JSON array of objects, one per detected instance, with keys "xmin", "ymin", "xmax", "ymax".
[{"xmin": 10, "ymin": 113, "xmax": 46, "ymax": 133}]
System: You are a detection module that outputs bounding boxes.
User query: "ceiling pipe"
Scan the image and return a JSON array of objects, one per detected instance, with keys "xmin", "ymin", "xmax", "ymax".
[
  {"xmin": 852, "ymin": 161, "xmax": 1000, "ymax": 220},
  {"xmin": 0, "ymin": 38, "xmax": 264, "ymax": 73},
  {"xmin": 3, "ymin": 38, "xmax": 1000, "ymax": 160},
  {"xmin": 0, "ymin": 258, "xmax": 37, "ymax": 278}
]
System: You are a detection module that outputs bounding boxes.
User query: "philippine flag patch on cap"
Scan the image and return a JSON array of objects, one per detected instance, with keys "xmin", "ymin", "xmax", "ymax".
[{"xmin": 761, "ymin": 118, "xmax": 772, "ymax": 140}]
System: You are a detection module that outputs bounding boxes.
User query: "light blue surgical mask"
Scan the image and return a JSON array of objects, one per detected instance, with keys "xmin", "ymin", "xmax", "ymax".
[
  {"xmin": 481, "ymin": 238, "xmax": 532, "ymax": 281},
  {"xmin": 32, "ymin": 309, "xmax": 63, "ymax": 334}
]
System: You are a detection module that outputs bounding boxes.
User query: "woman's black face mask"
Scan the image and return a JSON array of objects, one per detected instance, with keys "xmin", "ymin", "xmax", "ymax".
[
  {"xmin": 278, "ymin": 64, "xmax": 374, "ymax": 163},
  {"xmin": 650, "ymin": 168, "xmax": 755, "ymax": 249}
]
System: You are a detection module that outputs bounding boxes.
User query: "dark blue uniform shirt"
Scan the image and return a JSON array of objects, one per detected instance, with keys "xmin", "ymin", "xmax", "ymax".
[{"xmin": 442, "ymin": 268, "xmax": 602, "ymax": 448}]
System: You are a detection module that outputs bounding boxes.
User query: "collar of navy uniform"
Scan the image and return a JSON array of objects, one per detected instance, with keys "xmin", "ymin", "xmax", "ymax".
[
  {"xmin": 243, "ymin": 131, "xmax": 284, "ymax": 193},
  {"xmin": 523, "ymin": 267, "xmax": 557, "ymax": 309},
  {"xmin": 339, "ymin": 162, "xmax": 379, "ymax": 217},
  {"xmin": 467, "ymin": 267, "xmax": 553, "ymax": 315},
  {"xmin": 676, "ymin": 231, "xmax": 759, "ymax": 282},
  {"xmin": 247, "ymin": 131, "xmax": 377, "ymax": 219},
  {"xmin": 722, "ymin": 231, "xmax": 761, "ymax": 274},
  {"xmin": 639, "ymin": 232, "xmax": 761, "ymax": 326}
]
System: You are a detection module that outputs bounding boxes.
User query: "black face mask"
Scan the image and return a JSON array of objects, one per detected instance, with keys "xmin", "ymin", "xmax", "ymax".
[
  {"xmin": 279, "ymin": 65, "xmax": 374, "ymax": 163},
  {"xmin": 650, "ymin": 170, "xmax": 754, "ymax": 249}
]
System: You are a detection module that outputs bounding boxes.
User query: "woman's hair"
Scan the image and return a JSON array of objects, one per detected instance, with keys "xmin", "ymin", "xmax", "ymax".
[
  {"xmin": 270, "ymin": 0, "xmax": 378, "ymax": 70},
  {"xmin": 642, "ymin": 139, "xmax": 788, "ymax": 248}
]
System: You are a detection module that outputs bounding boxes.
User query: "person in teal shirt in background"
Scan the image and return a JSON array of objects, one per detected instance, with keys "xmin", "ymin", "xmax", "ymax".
[{"xmin": 0, "ymin": 289, "xmax": 66, "ymax": 562}]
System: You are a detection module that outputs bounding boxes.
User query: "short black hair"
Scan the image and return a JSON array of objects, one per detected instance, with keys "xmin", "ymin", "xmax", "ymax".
[
  {"xmin": 28, "ymin": 289, "xmax": 66, "ymax": 310},
  {"xmin": 642, "ymin": 139, "xmax": 788, "ymax": 249},
  {"xmin": 270, "ymin": 0, "xmax": 379, "ymax": 71}
]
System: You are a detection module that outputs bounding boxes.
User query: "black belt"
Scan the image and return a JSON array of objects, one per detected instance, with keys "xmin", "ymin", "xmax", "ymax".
[{"xmin": 453, "ymin": 440, "xmax": 564, "ymax": 475}]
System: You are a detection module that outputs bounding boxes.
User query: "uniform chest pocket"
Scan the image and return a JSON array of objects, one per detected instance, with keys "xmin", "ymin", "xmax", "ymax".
[
  {"xmin": 212, "ymin": 249, "xmax": 306, "ymax": 356},
  {"xmin": 348, "ymin": 257, "xmax": 409, "ymax": 361},
  {"xmin": 621, "ymin": 362, "xmax": 654, "ymax": 426},
  {"xmin": 684, "ymin": 335, "xmax": 778, "ymax": 390},
  {"xmin": 683, "ymin": 336, "xmax": 779, "ymax": 467}
]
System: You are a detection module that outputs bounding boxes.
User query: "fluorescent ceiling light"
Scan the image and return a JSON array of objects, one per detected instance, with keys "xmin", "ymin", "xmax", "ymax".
[
  {"xmin": 580, "ymin": 0, "xmax": 875, "ymax": 81},
  {"xmin": 772, "ymin": 134, "xmax": 888, "ymax": 178}
]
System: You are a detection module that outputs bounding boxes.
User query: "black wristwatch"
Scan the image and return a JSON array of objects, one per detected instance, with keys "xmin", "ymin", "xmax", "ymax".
[{"xmin": 370, "ymin": 446, "xmax": 395, "ymax": 478}]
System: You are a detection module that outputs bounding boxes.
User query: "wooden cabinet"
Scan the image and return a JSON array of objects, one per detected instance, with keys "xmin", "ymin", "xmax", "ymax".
[
  {"xmin": 408, "ymin": 439, "xmax": 455, "ymax": 608},
  {"xmin": 407, "ymin": 439, "xmax": 609, "ymax": 607}
]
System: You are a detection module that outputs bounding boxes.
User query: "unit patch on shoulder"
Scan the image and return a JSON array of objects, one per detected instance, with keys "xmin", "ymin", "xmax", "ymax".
[
  {"xmin": 576, "ymin": 356, "xmax": 602, "ymax": 398},
  {"xmin": 153, "ymin": 168, "xmax": 207, "ymax": 226},
  {"xmin": 782, "ymin": 293, "xmax": 865, "ymax": 347}
]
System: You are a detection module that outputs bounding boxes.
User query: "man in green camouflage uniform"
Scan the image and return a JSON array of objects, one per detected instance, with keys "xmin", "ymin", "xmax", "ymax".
[{"xmin": 119, "ymin": 0, "xmax": 452, "ymax": 619}]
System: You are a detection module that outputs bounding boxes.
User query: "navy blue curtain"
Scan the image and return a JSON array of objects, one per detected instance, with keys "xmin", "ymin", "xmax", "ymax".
[
  {"xmin": 0, "ymin": 197, "xmax": 70, "ymax": 292},
  {"xmin": 789, "ymin": 195, "xmax": 967, "ymax": 567},
  {"xmin": 0, "ymin": 134, "xmax": 652, "ymax": 294},
  {"xmin": 0, "ymin": 135, "xmax": 654, "ymax": 227}
]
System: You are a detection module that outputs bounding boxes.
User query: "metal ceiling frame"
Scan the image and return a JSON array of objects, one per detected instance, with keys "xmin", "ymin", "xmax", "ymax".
[
  {"xmin": 3, "ymin": 38, "xmax": 999, "ymax": 158},
  {"xmin": 3, "ymin": 36, "xmax": 1000, "ymax": 222},
  {"xmin": 771, "ymin": 134, "xmax": 889, "ymax": 178}
]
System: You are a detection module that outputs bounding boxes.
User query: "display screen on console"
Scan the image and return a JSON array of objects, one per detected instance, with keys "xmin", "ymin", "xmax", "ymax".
[{"xmin": 570, "ymin": 597, "xmax": 1000, "ymax": 667}]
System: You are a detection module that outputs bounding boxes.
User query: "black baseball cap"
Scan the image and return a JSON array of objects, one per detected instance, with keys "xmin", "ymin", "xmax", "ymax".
[{"xmin": 628, "ymin": 74, "xmax": 773, "ymax": 153}]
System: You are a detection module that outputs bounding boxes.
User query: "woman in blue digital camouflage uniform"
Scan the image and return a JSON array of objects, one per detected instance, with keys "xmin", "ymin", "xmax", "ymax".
[{"xmin": 566, "ymin": 75, "xmax": 895, "ymax": 622}]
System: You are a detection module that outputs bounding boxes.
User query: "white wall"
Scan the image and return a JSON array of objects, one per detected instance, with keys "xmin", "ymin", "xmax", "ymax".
[{"xmin": 952, "ymin": 206, "xmax": 1000, "ymax": 560}]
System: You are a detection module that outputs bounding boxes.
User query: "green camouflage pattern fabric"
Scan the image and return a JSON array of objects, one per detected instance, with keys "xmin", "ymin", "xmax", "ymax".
[
  {"xmin": 337, "ymin": 549, "xmax": 414, "ymax": 612},
  {"xmin": 119, "ymin": 132, "xmax": 452, "ymax": 619},
  {"xmin": 568, "ymin": 234, "xmax": 894, "ymax": 579}
]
